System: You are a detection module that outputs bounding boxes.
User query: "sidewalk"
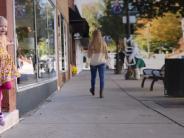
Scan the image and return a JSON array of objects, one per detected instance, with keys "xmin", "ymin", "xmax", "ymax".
[{"xmin": 1, "ymin": 70, "xmax": 184, "ymax": 138}]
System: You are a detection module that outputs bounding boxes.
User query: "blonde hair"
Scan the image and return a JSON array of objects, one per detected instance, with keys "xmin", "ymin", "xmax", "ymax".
[
  {"xmin": 0, "ymin": 16, "xmax": 7, "ymax": 26},
  {"xmin": 0, "ymin": 16, "xmax": 8, "ymax": 47},
  {"xmin": 89, "ymin": 29, "xmax": 107, "ymax": 53}
]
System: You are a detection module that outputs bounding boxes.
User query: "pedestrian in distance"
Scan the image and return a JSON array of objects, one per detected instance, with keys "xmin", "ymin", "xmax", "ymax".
[
  {"xmin": 87, "ymin": 29, "xmax": 108, "ymax": 98},
  {"xmin": 0, "ymin": 16, "xmax": 20, "ymax": 126}
]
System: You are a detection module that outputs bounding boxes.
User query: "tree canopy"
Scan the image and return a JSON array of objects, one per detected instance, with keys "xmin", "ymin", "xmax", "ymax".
[
  {"xmin": 131, "ymin": 0, "xmax": 184, "ymax": 18},
  {"xmin": 98, "ymin": 0, "xmax": 124, "ymax": 43},
  {"xmin": 135, "ymin": 12, "xmax": 182, "ymax": 53},
  {"xmin": 81, "ymin": 2, "xmax": 103, "ymax": 36}
]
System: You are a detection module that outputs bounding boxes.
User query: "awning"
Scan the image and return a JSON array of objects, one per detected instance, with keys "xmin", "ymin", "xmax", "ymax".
[{"xmin": 69, "ymin": 6, "xmax": 89, "ymax": 38}]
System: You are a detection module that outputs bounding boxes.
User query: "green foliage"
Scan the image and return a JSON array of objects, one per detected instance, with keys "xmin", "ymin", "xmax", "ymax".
[
  {"xmin": 99, "ymin": 0, "xmax": 184, "ymax": 18},
  {"xmin": 81, "ymin": 2, "xmax": 102, "ymax": 36},
  {"xmin": 38, "ymin": 38, "xmax": 48, "ymax": 57},
  {"xmin": 150, "ymin": 13, "xmax": 182, "ymax": 42},
  {"xmin": 131, "ymin": 0, "xmax": 184, "ymax": 18},
  {"xmin": 150, "ymin": 41, "xmax": 175, "ymax": 53},
  {"xmin": 99, "ymin": 15, "xmax": 124, "ymax": 42},
  {"xmin": 81, "ymin": 0, "xmax": 124, "ymax": 43},
  {"xmin": 98, "ymin": 0, "xmax": 124, "ymax": 43},
  {"xmin": 135, "ymin": 12, "xmax": 182, "ymax": 53},
  {"xmin": 107, "ymin": 40, "xmax": 116, "ymax": 52},
  {"xmin": 16, "ymin": 27, "xmax": 30, "ymax": 41}
]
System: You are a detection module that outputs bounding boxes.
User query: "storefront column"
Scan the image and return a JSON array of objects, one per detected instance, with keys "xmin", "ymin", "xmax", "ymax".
[
  {"xmin": 0, "ymin": 0, "xmax": 16, "ymax": 112},
  {"xmin": 0, "ymin": 0, "xmax": 6, "ymax": 17}
]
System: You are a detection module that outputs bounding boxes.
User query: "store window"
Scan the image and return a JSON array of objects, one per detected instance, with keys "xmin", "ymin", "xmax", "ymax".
[
  {"xmin": 15, "ymin": 0, "xmax": 56, "ymax": 87},
  {"xmin": 15, "ymin": 0, "xmax": 37, "ymax": 85},
  {"xmin": 61, "ymin": 15, "xmax": 68, "ymax": 71},
  {"xmin": 36, "ymin": 0, "xmax": 56, "ymax": 79}
]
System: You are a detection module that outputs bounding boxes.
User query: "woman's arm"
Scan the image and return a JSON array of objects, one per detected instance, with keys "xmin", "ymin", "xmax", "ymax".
[
  {"xmin": 103, "ymin": 41, "xmax": 108, "ymax": 59},
  {"xmin": 87, "ymin": 43, "xmax": 92, "ymax": 58}
]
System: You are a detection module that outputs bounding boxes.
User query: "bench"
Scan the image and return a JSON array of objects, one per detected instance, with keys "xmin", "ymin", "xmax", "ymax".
[{"xmin": 141, "ymin": 65, "xmax": 165, "ymax": 91}]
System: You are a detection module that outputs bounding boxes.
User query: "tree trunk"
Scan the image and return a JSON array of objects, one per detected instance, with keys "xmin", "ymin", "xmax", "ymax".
[{"xmin": 114, "ymin": 40, "xmax": 122, "ymax": 74}]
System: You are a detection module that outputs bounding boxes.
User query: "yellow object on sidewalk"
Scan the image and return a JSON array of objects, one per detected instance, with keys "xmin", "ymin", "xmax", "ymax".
[{"xmin": 72, "ymin": 66, "xmax": 78, "ymax": 75}]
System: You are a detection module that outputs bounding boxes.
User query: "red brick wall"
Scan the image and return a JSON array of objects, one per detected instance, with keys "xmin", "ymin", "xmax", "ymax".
[{"xmin": 0, "ymin": 0, "xmax": 6, "ymax": 17}]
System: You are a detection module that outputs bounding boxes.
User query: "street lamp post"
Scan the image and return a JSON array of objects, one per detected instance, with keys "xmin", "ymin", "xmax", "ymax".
[
  {"xmin": 123, "ymin": 0, "xmax": 138, "ymax": 79},
  {"xmin": 111, "ymin": 0, "xmax": 137, "ymax": 75},
  {"xmin": 125, "ymin": 0, "xmax": 130, "ymax": 39},
  {"xmin": 111, "ymin": 0, "xmax": 124, "ymax": 74}
]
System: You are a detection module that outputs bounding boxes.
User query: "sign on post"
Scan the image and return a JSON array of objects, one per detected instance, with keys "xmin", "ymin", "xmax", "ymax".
[
  {"xmin": 111, "ymin": 0, "xmax": 123, "ymax": 15},
  {"xmin": 122, "ymin": 16, "xmax": 136, "ymax": 24}
]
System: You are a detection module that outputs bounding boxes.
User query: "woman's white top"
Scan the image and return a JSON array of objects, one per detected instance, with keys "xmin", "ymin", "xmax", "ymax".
[{"xmin": 90, "ymin": 53, "xmax": 107, "ymax": 66}]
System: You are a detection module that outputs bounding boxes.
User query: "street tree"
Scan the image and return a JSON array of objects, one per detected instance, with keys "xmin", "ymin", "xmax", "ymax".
[
  {"xmin": 98, "ymin": 0, "xmax": 125, "ymax": 74},
  {"xmin": 81, "ymin": 2, "xmax": 103, "ymax": 36},
  {"xmin": 135, "ymin": 12, "xmax": 182, "ymax": 53},
  {"xmin": 131, "ymin": 0, "xmax": 184, "ymax": 18}
]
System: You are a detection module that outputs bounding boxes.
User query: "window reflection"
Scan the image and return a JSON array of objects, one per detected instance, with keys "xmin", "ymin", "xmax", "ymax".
[
  {"xmin": 15, "ymin": 0, "xmax": 37, "ymax": 85},
  {"xmin": 36, "ymin": 0, "xmax": 56, "ymax": 79},
  {"xmin": 15, "ymin": 0, "xmax": 56, "ymax": 87},
  {"xmin": 61, "ymin": 16, "xmax": 68, "ymax": 71}
]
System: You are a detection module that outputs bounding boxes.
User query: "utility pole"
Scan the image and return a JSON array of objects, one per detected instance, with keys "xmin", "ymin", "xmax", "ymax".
[
  {"xmin": 124, "ymin": 0, "xmax": 133, "ymax": 80},
  {"xmin": 125, "ymin": 0, "xmax": 130, "ymax": 39},
  {"xmin": 111, "ymin": 0, "xmax": 124, "ymax": 74},
  {"xmin": 124, "ymin": 0, "xmax": 138, "ymax": 79}
]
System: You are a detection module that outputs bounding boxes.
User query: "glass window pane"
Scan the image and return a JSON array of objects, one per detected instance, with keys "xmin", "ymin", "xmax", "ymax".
[
  {"xmin": 61, "ymin": 16, "xmax": 68, "ymax": 71},
  {"xmin": 36, "ymin": 0, "xmax": 56, "ymax": 79},
  {"xmin": 61, "ymin": 17, "xmax": 65, "ymax": 71},
  {"xmin": 15, "ymin": 0, "xmax": 37, "ymax": 86}
]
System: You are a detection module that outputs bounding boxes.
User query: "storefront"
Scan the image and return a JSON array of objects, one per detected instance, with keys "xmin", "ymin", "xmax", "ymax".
[
  {"xmin": 69, "ymin": 1, "xmax": 89, "ymax": 73},
  {"xmin": 0, "ymin": 0, "xmax": 71, "ymax": 117},
  {"xmin": 14, "ymin": 0, "xmax": 58, "ymax": 115},
  {"xmin": 56, "ymin": 13, "xmax": 70, "ymax": 88},
  {"xmin": 69, "ymin": 0, "xmax": 89, "ymax": 73},
  {"xmin": 0, "ymin": 0, "xmax": 72, "ymax": 132}
]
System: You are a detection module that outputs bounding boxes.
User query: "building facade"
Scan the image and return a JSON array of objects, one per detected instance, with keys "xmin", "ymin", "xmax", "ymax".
[
  {"xmin": 0, "ymin": 0, "xmax": 71, "ymax": 116},
  {"xmin": 0, "ymin": 0, "xmax": 89, "ymax": 132},
  {"xmin": 68, "ymin": 0, "xmax": 89, "ymax": 73}
]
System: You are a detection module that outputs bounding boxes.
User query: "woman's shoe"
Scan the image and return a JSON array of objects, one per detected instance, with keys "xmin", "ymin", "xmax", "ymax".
[
  {"xmin": 89, "ymin": 88, "xmax": 95, "ymax": 96},
  {"xmin": 100, "ymin": 90, "xmax": 104, "ymax": 98}
]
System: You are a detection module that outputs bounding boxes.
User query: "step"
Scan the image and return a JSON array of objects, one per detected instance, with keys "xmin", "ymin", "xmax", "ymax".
[{"xmin": 0, "ymin": 110, "xmax": 19, "ymax": 134}]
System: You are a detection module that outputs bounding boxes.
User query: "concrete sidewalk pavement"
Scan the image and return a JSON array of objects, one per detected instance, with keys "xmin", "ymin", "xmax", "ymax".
[{"xmin": 1, "ymin": 70, "xmax": 184, "ymax": 138}]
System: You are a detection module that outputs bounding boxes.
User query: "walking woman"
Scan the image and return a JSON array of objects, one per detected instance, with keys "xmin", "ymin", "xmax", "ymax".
[{"xmin": 88, "ymin": 29, "xmax": 108, "ymax": 98}]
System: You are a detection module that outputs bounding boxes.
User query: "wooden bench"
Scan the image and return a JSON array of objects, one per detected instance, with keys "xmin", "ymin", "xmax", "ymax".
[{"xmin": 141, "ymin": 65, "xmax": 165, "ymax": 91}]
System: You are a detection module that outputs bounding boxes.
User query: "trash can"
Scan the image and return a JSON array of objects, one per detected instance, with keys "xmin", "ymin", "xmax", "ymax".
[{"xmin": 165, "ymin": 58, "xmax": 184, "ymax": 97}]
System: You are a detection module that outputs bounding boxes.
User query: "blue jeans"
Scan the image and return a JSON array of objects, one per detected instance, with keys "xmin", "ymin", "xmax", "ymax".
[{"xmin": 90, "ymin": 64, "xmax": 105, "ymax": 92}]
